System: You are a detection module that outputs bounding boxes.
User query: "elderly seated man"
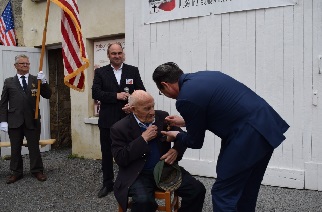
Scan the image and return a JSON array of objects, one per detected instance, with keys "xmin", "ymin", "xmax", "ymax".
[{"xmin": 111, "ymin": 90, "xmax": 206, "ymax": 212}]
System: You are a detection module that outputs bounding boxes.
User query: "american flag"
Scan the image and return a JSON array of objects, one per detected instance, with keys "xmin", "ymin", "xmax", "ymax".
[
  {"xmin": 51, "ymin": 0, "xmax": 89, "ymax": 91},
  {"xmin": 0, "ymin": 1, "xmax": 16, "ymax": 46}
]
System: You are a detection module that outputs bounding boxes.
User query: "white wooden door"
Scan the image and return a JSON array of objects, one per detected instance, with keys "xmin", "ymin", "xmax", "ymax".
[
  {"xmin": 0, "ymin": 46, "xmax": 51, "ymax": 156},
  {"xmin": 305, "ymin": 0, "xmax": 322, "ymax": 190},
  {"xmin": 125, "ymin": 0, "xmax": 322, "ymax": 190}
]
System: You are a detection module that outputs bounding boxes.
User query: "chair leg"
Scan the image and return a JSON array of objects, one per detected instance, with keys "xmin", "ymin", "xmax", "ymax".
[
  {"xmin": 120, "ymin": 191, "xmax": 180, "ymax": 212},
  {"xmin": 164, "ymin": 191, "xmax": 171, "ymax": 212},
  {"xmin": 118, "ymin": 203, "xmax": 123, "ymax": 212},
  {"xmin": 173, "ymin": 193, "xmax": 179, "ymax": 212}
]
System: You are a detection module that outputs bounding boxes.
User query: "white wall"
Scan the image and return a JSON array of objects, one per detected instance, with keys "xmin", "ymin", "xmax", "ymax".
[{"xmin": 125, "ymin": 0, "xmax": 322, "ymax": 190}]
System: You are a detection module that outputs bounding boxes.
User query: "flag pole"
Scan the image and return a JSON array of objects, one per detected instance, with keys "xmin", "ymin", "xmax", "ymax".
[{"xmin": 35, "ymin": 0, "xmax": 51, "ymax": 119}]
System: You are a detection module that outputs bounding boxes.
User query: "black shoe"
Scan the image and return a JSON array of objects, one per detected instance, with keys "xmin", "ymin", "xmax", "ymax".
[
  {"xmin": 97, "ymin": 185, "xmax": 113, "ymax": 198},
  {"xmin": 32, "ymin": 172, "xmax": 47, "ymax": 182},
  {"xmin": 6, "ymin": 174, "xmax": 23, "ymax": 184}
]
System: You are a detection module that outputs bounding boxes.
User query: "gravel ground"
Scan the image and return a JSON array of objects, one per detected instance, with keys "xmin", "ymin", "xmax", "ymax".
[{"xmin": 0, "ymin": 148, "xmax": 321, "ymax": 212}]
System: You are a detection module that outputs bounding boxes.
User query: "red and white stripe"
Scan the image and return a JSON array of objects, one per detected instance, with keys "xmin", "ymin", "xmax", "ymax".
[
  {"xmin": 0, "ymin": 2, "xmax": 16, "ymax": 46},
  {"xmin": 51, "ymin": 0, "xmax": 89, "ymax": 91}
]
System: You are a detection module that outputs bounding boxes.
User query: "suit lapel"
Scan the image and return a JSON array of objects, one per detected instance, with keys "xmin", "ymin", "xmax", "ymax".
[
  {"xmin": 128, "ymin": 114, "xmax": 142, "ymax": 139},
  {"xmin": 153, "ymin": 114, "xmax": 164, "ymax": 133},
  {"xmin": 27, "ymin": 76, "xmax": 39, "ymax": 96},
  {"xmin": 120, "ymin": 64, "xmax": 132, "ymax": 89},
  {"xmin": 128, "ymin": 113, "xmax": 166, "ymax": 154},
  {"xmin": 27, "ymin": 74, "xmax": 32, "ymax": 91},
  {"xmin": 14, "ymin": 75, "xmax": 25, "ymax": 94},
  {"xmin": 152, "ymin": 113, "xmax": 165, "ymax": 155},
  {"xmin": 105, "ymin": 65, "xmax": 119, "ymax": 88}
]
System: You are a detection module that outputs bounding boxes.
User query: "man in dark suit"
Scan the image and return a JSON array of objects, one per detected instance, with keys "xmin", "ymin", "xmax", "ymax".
[
  {"xmin": 111, "ymin": 90, "xmax": 205, "ymax": 212},
  {"xmin": 152, "ymin": 62, "xmax": 290, "ymax": 212},
  {"xmin": 0, "ymin": 54, "xmax": 52, "ymax": 184},
  {"xmin": 92, "ymin": 42, "xmax": 146, "ymax": 198}
]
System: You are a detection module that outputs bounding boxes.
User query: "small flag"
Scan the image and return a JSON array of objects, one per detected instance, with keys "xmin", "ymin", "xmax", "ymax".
[
  {"xmin": 51, "ymin": 0, "xmax": 89, "ymax": 92},
  {"xmin": 0, "ymin": 1, "xmax": 17, "ymax": 46}
]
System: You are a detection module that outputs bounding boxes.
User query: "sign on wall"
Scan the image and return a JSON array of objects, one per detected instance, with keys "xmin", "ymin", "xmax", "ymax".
[{"xmin": 144, "ymin": 0, "xmax": 298, "ymax": 24}]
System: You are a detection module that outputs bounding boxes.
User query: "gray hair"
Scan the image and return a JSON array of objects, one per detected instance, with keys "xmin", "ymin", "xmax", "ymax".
[
  {"xmin": 128, "ymin": 90, "xmax": 153, "ymax": 106},
  {"xmin": 15, "ymin": 54, "xmax": 29, "ymax": 64},
  {"xmin": 128, "ymin": 95, "xmax": 135, "ymax": 106}
]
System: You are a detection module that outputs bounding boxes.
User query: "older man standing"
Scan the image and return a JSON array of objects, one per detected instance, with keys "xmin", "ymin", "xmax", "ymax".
[
  {"xmin": 0, "ymin": 54, "xmax": 51, "ymax": 184},
  {"xmin": 92, "ymin": 42, "xmax": 146, "ymax": 198}
]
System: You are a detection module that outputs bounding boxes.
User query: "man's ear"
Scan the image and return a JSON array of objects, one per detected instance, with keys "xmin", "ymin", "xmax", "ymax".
[
  {"xmin": 160, "ymin": 82, "xmax": 169, "ymax": 89},
  {"xmin": 130, "ymin": 105, "xmax": 135, "ymax": 113}
]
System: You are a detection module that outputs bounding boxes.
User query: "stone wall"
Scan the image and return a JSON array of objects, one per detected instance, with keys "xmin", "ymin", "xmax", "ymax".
[{"xmin": 47, "ymin": 49, "xmax": 71, "ymax": 148}]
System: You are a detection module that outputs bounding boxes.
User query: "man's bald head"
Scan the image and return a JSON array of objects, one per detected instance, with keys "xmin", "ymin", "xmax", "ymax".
[
  {"xmin": 129, "ymin": 90, "xmax": 154, "ymax": 107},
  {"xmin": 129, "ymin": 90, "xmax": 155, "ymax": 123}
]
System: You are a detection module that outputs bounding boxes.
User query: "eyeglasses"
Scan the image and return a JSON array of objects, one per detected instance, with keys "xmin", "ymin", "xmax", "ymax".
[{"xmin": 17, "ymin": 63, "xmax": 30, "ymax": 66}]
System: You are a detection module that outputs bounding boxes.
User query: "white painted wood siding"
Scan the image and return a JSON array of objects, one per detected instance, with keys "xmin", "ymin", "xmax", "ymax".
[{"xmin": 125, "ymin": 0, "xmax": 322, "ymax": 190}]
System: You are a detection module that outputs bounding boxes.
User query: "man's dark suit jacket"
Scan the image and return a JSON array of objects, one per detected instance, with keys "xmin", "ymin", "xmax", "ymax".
[
  {"xmin": 175, "ymin": 71, "xmax": 289, "ymax": 180},
  {"xmin": 110, "ymin": 110, "xmax": 186, "ymax": 211},
  {"xmin": 0, "ymin": 74, "xmax": 52, "ymax": 128},
  {"xmin": 92, "ymin": 63, "xmax": 145, "ymax": 128}
]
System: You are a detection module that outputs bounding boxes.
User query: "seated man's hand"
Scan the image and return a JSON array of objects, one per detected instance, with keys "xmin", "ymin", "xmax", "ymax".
[
  {"xmin": 37, "ymin": 71, "xmax": 47, "ymax": 84},
  {"xmin": 122, "ymin": 103, "xmax": 131, "ymax": 114},
  {"xmin": 160, "ymin": 148, "xmax": 178, "ymax": 165},
  {"xmin": 165, "ymin": 115, "xmax": 185, "ymax": 127},
  {"xmin": 0, "ymin": 122, "xmax": 8, "ymax": 132},
  {"xmin": 142, "ymin": 125, "xmax": 158, "ymax": 142}
]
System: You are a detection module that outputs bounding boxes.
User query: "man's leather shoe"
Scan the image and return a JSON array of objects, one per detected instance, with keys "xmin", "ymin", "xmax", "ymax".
[
  {"xmin": 32, "ymin": 172, "xmax": 47, "ymax": 182},
  {"xmin": 6, "ymin": 174, "xmax": 23, "ymax": 184},
  {"xmin": 97, "ymin": 185, "xmax": 113, "ymax": 198}
]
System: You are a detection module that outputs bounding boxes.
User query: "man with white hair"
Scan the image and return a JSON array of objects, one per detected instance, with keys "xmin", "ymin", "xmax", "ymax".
[{"xmin": 111, "ymin": 90, "xmax": 206, "ymax": 212}]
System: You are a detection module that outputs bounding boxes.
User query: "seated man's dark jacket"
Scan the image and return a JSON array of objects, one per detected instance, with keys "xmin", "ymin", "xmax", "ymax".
[{"xmin": 111, "ymin": 110, "xmax": 186, "ymax": 211}]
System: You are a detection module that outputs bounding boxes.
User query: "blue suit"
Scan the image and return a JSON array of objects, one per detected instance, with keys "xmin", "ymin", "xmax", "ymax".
[{"xmin": 175, "ymin": 71, "xmax": 289, "ymax": 211}]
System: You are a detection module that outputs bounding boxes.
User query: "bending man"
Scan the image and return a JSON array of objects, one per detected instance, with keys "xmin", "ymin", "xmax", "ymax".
[{"xmin": 152, "ymin": 62, "xmax": 289, "ymax": 212}]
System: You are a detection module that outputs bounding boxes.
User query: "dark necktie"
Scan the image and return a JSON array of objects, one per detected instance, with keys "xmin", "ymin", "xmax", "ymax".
[
  {"xmin": 21, "ymin": 76, "xmax": 27, "ymax": 92},
  {"xmin": 138, "ymin": 122, "xmax": 160, "ymax": 170},
  {"xmin": 139, "ymin": 123, "xmax": 149, "ymax": 132}
]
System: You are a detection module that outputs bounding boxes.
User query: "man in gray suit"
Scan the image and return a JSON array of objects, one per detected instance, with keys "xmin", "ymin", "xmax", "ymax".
[{"xmin": 0, "ymin": 54, "xmax": 52, "ymax": 184}]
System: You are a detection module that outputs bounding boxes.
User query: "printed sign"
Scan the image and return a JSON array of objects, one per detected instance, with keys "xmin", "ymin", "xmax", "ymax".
[{"xmin": 145, "ymin": 0, "xmax": 298, "ymax": 24}]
